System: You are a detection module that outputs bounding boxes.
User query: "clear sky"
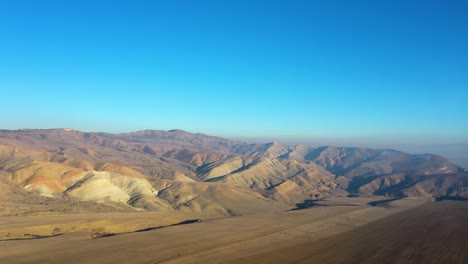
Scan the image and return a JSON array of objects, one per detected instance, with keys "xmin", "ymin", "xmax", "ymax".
[{"xmin": 1, "ymin": 0, "xmax": 467, "ymax": 144}]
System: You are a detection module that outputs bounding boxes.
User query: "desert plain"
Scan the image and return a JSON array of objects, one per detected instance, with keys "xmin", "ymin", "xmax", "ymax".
[{"xmin": 1, "ymin": 196, "xmax": 466, "ymax": 264}]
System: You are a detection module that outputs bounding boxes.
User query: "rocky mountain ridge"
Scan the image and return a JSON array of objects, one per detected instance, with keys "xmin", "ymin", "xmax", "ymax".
[{"xmin": 0, "ymin": 128, "xmax": 466, "ymax": 215}]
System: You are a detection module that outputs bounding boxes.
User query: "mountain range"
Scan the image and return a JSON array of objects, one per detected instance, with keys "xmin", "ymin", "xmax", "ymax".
[{"xmin": 0, "ymin": 128, "xmax": 466, "ymax": 216}]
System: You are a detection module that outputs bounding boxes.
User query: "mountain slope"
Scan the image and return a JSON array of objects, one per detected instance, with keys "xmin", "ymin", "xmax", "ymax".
[
  {"xmin": 304, "ymin": 146, "xmax": 462, "ymax": 178},
  {"xmin": 355, "ymin": 172, "xmax": 468, "ymax": 198},
  {"xmin": 0, "ymin": 128, "xmax": 465, "ymax": 214}
]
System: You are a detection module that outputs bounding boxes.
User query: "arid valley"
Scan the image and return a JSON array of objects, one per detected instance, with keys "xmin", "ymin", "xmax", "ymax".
[
  {"xmin": 2, "ymin": 1, "xmax": 468, "ymax": 263},
  {"xmin": 0, "ymin": 129, "xmax": 466, "ymax": 263}
]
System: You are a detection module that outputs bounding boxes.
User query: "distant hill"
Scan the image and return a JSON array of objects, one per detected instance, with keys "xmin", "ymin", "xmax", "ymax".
[{"xmin": 393, "ymin": 143, "xmax": 468, "ymax": 170}]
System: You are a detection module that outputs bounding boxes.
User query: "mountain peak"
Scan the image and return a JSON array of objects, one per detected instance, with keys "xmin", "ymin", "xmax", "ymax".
[
  {"xmin": 268, "ymin": 141, "xmax": 282, "ymax": 147},
  {"xmin": 168, "ymin": 129, "xmax": 188, "ymax": 133}
]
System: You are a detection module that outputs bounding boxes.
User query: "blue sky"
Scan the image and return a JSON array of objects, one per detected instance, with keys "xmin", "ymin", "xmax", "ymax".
[{"xmin": 1, "ymin": 0, "xmax": 467, "ymax": 144}]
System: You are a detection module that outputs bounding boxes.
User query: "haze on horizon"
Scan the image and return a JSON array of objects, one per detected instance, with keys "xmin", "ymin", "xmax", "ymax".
[
  {"xmin": 1, "ymin": 1, "xmax": 467, "ymax": 147},
  {"xmin": 1, "ymin": 3, "xmax": 468, "ymax": 263}
]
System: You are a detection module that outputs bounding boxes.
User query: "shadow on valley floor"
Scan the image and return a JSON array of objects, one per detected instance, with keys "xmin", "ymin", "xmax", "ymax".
[
  {"xmin": 291, "ymin": 199, "xmax": 328, "ymax": 210},
  {"xmin": 92, "ymin": 219, "xmax": 203, "ymax": 239},
  {"xmin": 0, "ymin": 233, "xmax": 63, "ymax": 242},
  {"xmin": 435, "ymin": 196, "xmax": 468, "ymax": 201},
  {"xmin": 367, "ymin": 196, "xmax": 407, "ymax": 207}
]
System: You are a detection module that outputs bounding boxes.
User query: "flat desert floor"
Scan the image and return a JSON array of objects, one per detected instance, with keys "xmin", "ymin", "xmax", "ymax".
[{"xmin": 0, "ymin": 197, "xmax": 466, "ymax": 264}]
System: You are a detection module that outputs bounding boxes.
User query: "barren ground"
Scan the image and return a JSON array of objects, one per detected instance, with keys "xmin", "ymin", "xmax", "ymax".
[{"xmin": 0, "ymin": 197, "xmax": 466, "ymax": 264}]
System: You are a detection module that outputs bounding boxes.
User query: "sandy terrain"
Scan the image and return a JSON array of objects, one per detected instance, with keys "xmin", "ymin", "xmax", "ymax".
[
  {"xmin": 236, "ymin": 200, "xmax": 468, "ymax": 264},
  {"xmin": 2, "ymin": 197, "xmax": 463, "ymax": 264}
]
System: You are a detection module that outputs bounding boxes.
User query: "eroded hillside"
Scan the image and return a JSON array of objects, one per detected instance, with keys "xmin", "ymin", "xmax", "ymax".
[{"xmin": 0, "ymin": 129, "xmax": 465, "ymax": 216}]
